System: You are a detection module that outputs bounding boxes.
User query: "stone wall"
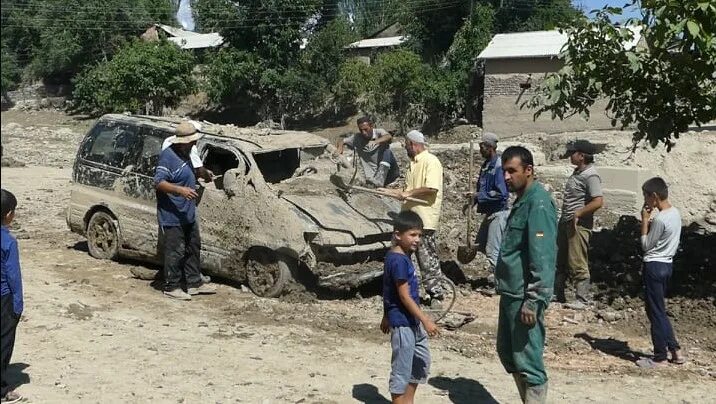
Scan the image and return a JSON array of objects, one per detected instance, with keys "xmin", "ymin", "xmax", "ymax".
[{"xmin": 482, "ymin": 57, "xmax": 617, "ymax": 135}]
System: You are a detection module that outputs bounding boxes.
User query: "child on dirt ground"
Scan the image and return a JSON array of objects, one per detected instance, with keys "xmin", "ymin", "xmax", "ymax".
[
  {"xmin": 380, "ymin": 210, "xmax": 439, "ymax": 404},
  {"xmin": 636, "ymin": 177, "xmax": 685, "ymax": 368},
  {"xmin": 1, "ymin": 189, "xmax": 24, "ymax": 403}
]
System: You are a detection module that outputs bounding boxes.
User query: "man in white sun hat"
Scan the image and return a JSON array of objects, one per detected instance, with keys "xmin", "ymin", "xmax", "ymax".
[
  {"xmin": 379, "ymin": 130, "xmax": 445, "ymax": 301},
  {"xmin": 154, "ymin": 121, "xmax": 216, "ymax": 300},
  {"xmin": 161, "ymin": 120, "xmax": 213, "ymax": 182}
]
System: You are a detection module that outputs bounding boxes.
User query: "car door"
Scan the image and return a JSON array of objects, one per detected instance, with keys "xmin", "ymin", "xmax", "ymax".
[
  {"xmin": 125, "ymin": 126, "xmax": 173, "ymax": 260},
  {"xmin": 70, "ymin": 121, "xmax": 143, "ymax": 248}
]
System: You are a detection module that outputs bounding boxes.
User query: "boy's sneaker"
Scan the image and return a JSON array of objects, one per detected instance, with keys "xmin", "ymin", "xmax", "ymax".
[
  {"xmin": 163, "ymin": 289, "xmax": 192, "ymax": 300},
  {"xmin": 1, "ymin": 390, "xmax": 23, "ymax": 403},
  {"xmin": 201, "ymin": 274, "xmax": 211, "ymax": 283},
  {"xmin": 188, "ymin": 284, "xmax": 217, "ymax": 295}
]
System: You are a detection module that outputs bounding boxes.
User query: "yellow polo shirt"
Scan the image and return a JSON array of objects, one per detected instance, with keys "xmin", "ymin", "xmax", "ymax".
[{"xmin": 403, "ymin": 150, "xmax": 443, "ymax": 230}]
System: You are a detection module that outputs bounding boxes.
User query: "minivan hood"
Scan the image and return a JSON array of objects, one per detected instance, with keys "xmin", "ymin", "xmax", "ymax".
[{"xmin": 281, "ymin": 193, "xmax": 399, "ymax": 238}]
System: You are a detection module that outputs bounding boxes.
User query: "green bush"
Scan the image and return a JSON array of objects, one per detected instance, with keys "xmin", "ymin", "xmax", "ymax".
[
  {"xmin": 1, "ymin": 44, "xmax": 21, "ymax": 94},
  {"xmin": 333, "ymin": 58, "xmax": 375, "ymax": 115},
  {"xmin": 72, "ymin": 40, "xmax": 196, "ymax": 115}
]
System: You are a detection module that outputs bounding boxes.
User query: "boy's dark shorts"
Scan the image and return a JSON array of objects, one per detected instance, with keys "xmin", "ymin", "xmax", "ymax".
[{"xmin": 389, "ymin": 324, "xmax": 431, "ymax": 394}]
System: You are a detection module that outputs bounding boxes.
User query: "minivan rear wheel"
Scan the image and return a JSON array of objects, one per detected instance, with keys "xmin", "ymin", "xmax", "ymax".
[
  {"xmin": 245, "ymin": 249, "xmax": 291, "ymax": 298},
  {"xmin": 87, "ymin": 211, "xmax": 119, "ymax": 260}
]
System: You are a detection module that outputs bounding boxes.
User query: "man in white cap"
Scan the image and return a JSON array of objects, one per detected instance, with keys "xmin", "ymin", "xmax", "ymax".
[
  {"xmin": 379, "ymin": 130, "xmax": 445, "ymax": 299},
  {"xmin": 154, "ymin": 122, "xmax": 216, "ymax": 300}
]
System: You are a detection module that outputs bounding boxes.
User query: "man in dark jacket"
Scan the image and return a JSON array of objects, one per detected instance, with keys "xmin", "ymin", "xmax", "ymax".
[{"xmin": 470, "ymin": 132, "xmax": 510, "ymax": 276}]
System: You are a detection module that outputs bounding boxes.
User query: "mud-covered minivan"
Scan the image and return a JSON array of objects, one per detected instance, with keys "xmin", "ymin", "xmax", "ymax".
[{"xmin": 67, "ymin": 114, "xmax": 400, "ymax": 296}]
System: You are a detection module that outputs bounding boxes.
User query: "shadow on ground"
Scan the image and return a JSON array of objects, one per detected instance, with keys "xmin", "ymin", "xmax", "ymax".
[
  {"xmin": 352, "ymin": 383, "xmax": 390, "ymax": 404},
  {"xmin": 429, "ymin": 376, "xmax": 499, "ymax": 404},
  {"xmin": 575, "ymin": 332, "xmax": 651, "ymax": 363}
]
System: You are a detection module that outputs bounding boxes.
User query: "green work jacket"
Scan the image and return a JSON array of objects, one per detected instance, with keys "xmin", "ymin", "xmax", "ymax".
[{"xmin": 495, "ymin": 181, "xmax": 557, "ymax": 310}]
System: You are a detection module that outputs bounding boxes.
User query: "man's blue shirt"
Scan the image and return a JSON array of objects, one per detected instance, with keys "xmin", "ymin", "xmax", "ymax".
[
  {"xmin": 1, "ymin": 225, "xmax": 23, "ymax": 315},
  {"xmin": 383, "ymin": 251, "xmax": 420, "ymax": 328},
  {"xmin": 475, "ymin": 154, "xmax": 509, "ymax": 215},
  {"xmin": 154, "ymin": 147, "xmax": 197, "ymax": 227}
]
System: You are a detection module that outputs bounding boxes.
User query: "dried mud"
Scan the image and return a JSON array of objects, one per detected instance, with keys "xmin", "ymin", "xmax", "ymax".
[{"xmin": 1, "ymin": 110, "xmax": 715, "ymax": 402}]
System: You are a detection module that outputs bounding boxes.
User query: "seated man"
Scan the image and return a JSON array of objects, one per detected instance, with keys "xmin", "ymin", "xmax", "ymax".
[{"xmin": 336, "ymin": 116, "xmax": 400, "ymax": 187}]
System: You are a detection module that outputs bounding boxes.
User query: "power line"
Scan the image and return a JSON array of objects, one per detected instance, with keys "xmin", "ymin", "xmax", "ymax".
[
  {"xmin": 0, "ymin": 0, "xmax": 461, "ymax": 17},
  {"xmin": 1, "ymin": 1, "xmax": 465, "ymax": 29}
]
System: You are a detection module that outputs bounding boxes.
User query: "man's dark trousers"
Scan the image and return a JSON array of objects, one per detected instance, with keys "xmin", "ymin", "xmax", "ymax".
[
  {"xmin": 162, "ymin": 222, "xmax": 202, "ymax": 291},
  {"xmin": 1, "ymin": 294, "xmax": 20, "ymax": 397},
  {"xmin": 643, "ymin": 261, "xmax": 680, "ymax": 361}
]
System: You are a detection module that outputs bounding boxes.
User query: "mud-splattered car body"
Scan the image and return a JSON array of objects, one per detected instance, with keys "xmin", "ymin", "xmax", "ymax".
[{"xmin": 67, "ymin": 114, "xmax": 399, "ymax": 296}]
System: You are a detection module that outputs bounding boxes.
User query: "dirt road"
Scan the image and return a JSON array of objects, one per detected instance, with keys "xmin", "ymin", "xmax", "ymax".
[{"xmin": 1, "ymin": 111, "xmax": 715, "ymax": 403}]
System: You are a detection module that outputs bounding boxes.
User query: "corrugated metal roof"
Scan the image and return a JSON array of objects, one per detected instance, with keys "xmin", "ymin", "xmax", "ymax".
[
  {"xmin": 345, "ymin": 36, "xmax": 408, "ymax": 49},
  {"xmin": 167, "ymin": 34, "xmax": 223, "ymax": 49},
  {"xmin": 157, "ymin": 24, "xmax": 201, "ymax": 38},
  {"xmin": 156, "ymin": 24, "xmax": 224, "ymax": 49},
  {"xmin": 477, "ymin": 26, "xmax": 642, "ymax": 60}
]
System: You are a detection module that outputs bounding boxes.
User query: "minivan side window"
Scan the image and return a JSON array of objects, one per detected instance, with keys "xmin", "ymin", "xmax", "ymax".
[
  {"xmin": 136, "ymin": 129, "xmax": 171, "ymax": 177},
  {"xmin": 80, "ymin": 122, "xmax": 140, "ymax": 169}
]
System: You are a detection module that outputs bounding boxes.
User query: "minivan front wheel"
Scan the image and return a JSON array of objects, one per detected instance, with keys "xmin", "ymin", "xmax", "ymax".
[
  {"xmin": 87, "ymin": 211, "xmax": 119, "ymax": 260},
  {"xmin": 245, "ymin": 249, "xmax": 291, "ymax": 298}
]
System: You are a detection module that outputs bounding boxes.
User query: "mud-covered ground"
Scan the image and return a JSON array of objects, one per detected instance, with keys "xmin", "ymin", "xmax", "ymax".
[{"xmin": 1, "ymin": 109, "xmax": 715, "ymax": 403}]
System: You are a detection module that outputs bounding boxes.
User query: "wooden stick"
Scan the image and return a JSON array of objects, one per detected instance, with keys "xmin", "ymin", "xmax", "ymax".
[{"xmin": 348, "ymin": 184, "xmax": 430, "ymax": 205}]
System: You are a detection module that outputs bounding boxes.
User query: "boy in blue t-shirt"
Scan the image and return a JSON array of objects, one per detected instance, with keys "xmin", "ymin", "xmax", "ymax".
[
  {"xmin": 1, "ymin": 189, "xmax": 24, "ymax": 403},
  {"xmin": 381, "ymin": 210, "xmax": 439, "ymax": 403}
]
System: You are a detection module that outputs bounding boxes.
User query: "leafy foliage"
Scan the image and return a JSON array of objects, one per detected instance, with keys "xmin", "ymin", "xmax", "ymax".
[
  {"xmin": 301, "ymin": 18, "xmax": 358, "ymax": 85},
  {"xmin": 1, "ymin": 43, "xmax": 21, "ymax": 94},
  {"xmin": 525, "ymin": 1, "xmax": 716, "ymax": 149},
  {"xmin": 72, "ymin": 40, "xmax": 196, "ymax": 115},
  {"xmin": 369, "ymin": 49, "xmax": 427, "ymax": 132},
  {"xmin": 333, "ymin": 58, "xmax": 375, "ymax": 114},
  {"xmin": 494, "ymin": 0, "xmax": 581, "ymax": 32},
  {"xmin": 1, "ymin": 0, "xmax": 175, "ymax": 82},
  {"xmin": 193, "ymin": 0, "xmax": 321, "ymax": 68}
]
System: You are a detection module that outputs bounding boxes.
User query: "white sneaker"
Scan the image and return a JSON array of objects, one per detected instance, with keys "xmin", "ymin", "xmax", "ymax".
[
  {"xmin": 163, "ymin": 289, "xmax": 192, "ymax": 300},
  {"xmin": 1, "ymin": 390, "xmax": 24, "ymax": 403},
  {"xmin": 188, "ymin": 284, "xmax": 217, "ymax": 295}
]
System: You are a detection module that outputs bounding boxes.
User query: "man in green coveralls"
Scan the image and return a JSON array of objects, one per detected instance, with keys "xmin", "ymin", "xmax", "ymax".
[{"xmin": 495, "ymin": 146, "xmax": 557, "ymax": 404}]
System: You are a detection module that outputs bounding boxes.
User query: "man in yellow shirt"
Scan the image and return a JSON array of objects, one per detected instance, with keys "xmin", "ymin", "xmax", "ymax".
[{"xmin": 380, "ymin": 130, "xmax": 444, "ymax": 299}]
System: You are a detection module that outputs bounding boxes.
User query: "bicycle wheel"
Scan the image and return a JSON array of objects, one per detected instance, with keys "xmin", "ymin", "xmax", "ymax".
[{"xmin": 421, "ymin": 276, "xmax": 457, "ymax": 323}]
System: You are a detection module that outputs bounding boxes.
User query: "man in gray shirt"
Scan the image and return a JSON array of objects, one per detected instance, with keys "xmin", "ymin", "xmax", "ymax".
[
  {"xmin": 556, "ymin": 140, "xmax": 604, "ymax": 306},
  {"xmin": 336, "ymin": 116, "xmax": 400, "ymax": 187}
]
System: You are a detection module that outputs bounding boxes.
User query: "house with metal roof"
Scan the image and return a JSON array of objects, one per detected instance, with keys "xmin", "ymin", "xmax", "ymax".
[
  {"xmin": 141, "ymin": 24, "xmax": 224, "ymax": 50},
  {"xmin": 477, "ymin": 28, "xmax": 643, "ymax": 134},
  {"xmin": 345, "ymin": 22, "xmax": 409, "ymax": 64}
]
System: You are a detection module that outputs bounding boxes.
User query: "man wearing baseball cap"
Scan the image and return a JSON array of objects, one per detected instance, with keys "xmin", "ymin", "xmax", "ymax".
[
  {"xmin": 556, "ymin": 139, "xmax": 603, "ymax": 308},
  {"xmin": 469, "ymin": 132, "xmax": 510, "ymax": 281},
  {"xmin": 379, "ymin": 130, "xmax": 445, "ymax": 300},
  {"xmin": 154, "ymin": 121, "xmax": 216, "ymax": 300}
]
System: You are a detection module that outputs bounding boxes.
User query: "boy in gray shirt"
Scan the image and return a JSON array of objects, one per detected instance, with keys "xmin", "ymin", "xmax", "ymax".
[{"xmin": 636, "ymin": 177, "xmax": 685, "ymax": 368}]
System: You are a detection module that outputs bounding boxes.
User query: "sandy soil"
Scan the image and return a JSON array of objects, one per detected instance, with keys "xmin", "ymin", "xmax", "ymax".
[{"xmin": 1, "ymin": 110, "xmax": 715, "ymax": 403}]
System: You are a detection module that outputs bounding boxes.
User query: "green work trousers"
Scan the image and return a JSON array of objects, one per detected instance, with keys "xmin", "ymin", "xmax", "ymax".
[
  {"xmin": 556, "ymin": 221, "xmax": 591, "ymax": 284},
  {"xmin": 497, "ymin": 296, "xmax": 547, "ymax": 386}
]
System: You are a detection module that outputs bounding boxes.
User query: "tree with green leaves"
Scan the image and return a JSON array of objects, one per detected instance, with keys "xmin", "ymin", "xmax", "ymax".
[
  {"xmin": 493, "ymin": 0, "xmax": 581, "ymax": 33},
  {"xmin": 1, "ymin": 0, "xmax": 174, "ymax": 82},
  {"xmin": 1, "ymin": 43, "xmax": 21, "ymax": 97},
  {"xmin": 72, "ymin": 39, "xmax": 196, "ymax": 115},
  {"xmin": 370, "ymin": 49, "xmax": 429, "ymax": 133},
  {"xmin": 525, "ymin": 1, "xmax": 716, "ymax": 149},
  {"xmin": 193, "ymin": 0, "xmax": 321, "ymax": 68}
]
